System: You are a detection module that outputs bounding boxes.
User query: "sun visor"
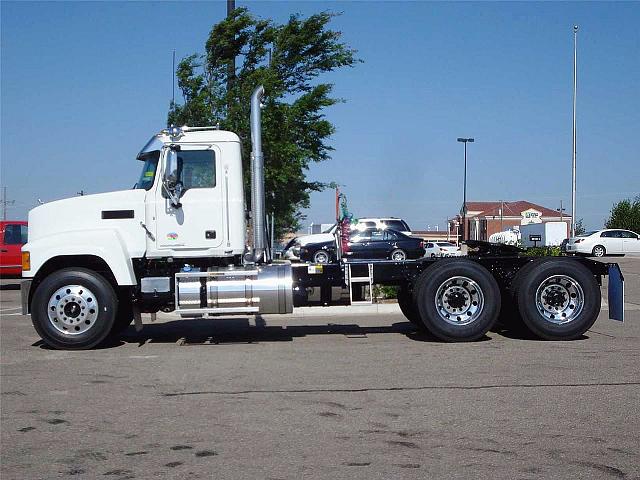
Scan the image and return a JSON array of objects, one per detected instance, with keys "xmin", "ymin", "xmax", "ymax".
[{"xmin": 137, "ymin": 135, "xmax": 165, "ymax": 160}]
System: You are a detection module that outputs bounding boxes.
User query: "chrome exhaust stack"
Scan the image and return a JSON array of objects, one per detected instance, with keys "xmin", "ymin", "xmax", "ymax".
[{"xmin": 250, "ymin": 85, "xmax": 268, "ymax": 263}]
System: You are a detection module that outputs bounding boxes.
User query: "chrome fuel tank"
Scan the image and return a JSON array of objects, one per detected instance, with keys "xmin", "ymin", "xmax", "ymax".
[{"xmin": 175, "ymin": 264, "xmax": 293, "ymax": 315}]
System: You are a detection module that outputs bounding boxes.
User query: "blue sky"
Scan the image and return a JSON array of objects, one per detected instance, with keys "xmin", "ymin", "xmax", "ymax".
[{"xmin": 2, "ymin": 1, "xmax": 638, "ymax": 232}]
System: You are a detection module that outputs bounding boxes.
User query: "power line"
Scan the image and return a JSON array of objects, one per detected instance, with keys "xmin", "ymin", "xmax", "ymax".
[{"xmin": 1, "ymin": 186, "xmax": 16, "ymax": 221}]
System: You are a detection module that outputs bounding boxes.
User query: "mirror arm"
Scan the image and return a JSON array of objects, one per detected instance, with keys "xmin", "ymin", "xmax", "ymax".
[{"xmin": 162, "ymin": 181, "xmax": 182, "ymax": 209}]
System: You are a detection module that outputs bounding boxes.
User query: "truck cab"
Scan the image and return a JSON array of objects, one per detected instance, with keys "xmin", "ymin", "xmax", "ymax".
[{"xmin": 22, "ymin": 127, "xmax": 247, "ymax": 288}]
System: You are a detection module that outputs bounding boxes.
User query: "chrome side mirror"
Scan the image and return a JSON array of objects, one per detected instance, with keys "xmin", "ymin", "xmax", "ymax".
[
  {"xmin": 164, "ymin": 149, "xmax": 179, "ymax": 188},
  {"xmin": 162, "ymin": 148, "xmax": 182, "ymax": 208}
]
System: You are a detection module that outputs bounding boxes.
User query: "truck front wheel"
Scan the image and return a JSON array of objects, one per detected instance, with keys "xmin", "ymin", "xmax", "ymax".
[
  {"xmin": 414, "ymin": 260, "xmax": 501, "ymax": 342},
  {"xmin": 31, "ymin": 268, "xmax": 117, "ymax": 350}
]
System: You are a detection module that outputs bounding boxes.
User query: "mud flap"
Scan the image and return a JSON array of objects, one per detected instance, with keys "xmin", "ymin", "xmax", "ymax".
[
  {"xmin": 608, "ymin": 263, "xmax": 624, "ymax": 322},
  {"xmin": 133, "ymin": 305, "xmax": 144, "ymax": 331}
]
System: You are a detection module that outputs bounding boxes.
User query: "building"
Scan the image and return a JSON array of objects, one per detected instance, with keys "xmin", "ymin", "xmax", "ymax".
[
  {"xmin": 411, "ymin": 230, "xmax": 455, "ymax": 243},
  {"xmin": 449, "ymin": 201, "xmax": 571, "ymax": 242}
]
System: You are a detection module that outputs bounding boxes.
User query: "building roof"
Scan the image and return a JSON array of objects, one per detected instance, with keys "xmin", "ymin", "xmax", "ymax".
[{"xmin": 464, "ymin": 201, "xmax": 570, "ymax": 219}]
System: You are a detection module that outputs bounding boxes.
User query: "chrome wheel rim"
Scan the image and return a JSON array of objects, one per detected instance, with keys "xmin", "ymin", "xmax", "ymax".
[
  {"xmin": 593, "ymin": 246, "xmax": 605, "ymax": 257},
  {"xmin": 392, "ymin": 250, "xmax": 406, "ymax": 261},
  {"xmin": 47, "ymin": 285, "xmax": 99, "ymax": 335},
  {"xmin": 535, "ymin": 275, "xmax": 584, "ymax": 325},
  {"xmin": 434, "ymin": 276, "xmax": 484, "ymax": 326},
  {"xmin": 314, "ymin": 251, "xmax": 329, "ymax": 264}
]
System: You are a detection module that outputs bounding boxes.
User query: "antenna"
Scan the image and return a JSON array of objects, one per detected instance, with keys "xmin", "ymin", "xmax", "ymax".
[{"xmin": 172, "ymin": 49, "xmax": 176, "ymax": 106}]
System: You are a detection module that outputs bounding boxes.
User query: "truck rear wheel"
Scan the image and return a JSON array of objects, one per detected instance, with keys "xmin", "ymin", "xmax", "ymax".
[
  {"xmin": 414, "ymin": 259, "xmax": 501, "ymax": 342},
  {"xmin": 31, "ymin": 268, "xmax": 117, "ymax": 350},
  {"xmin": 514, "ymin": 259, "xmax": 600, "ymax": 340}
]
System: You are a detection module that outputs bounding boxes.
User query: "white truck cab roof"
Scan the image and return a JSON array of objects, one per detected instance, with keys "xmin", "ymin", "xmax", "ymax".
[{"xmin": 138, "ymin": 127, "xmax": 241, "ymax": 159}]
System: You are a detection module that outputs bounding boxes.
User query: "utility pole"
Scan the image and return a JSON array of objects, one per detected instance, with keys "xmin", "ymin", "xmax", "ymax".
[
  {"xmin": 571, "ymin": 25, "xmax": 578, "ymax": 237},
  {"xmin": 2, "ymin": 186, "xmax": 15, "ymax": 221},
  {"xmin": 457, "ymin": 137, "xmax": 474, "ymax": 240},
  {"xmin": 557, "ymin": 200, "xmax": 565, "ymax": 222}
]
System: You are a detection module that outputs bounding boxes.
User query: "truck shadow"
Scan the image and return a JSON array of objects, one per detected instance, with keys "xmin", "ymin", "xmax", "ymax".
[
  {"xmin": 111, "ymin": 318, "xmax": 493, "ymax": 347},
  {"xmin": 32, "ymin": 318, "xmax": 586, "ymax": 350}
]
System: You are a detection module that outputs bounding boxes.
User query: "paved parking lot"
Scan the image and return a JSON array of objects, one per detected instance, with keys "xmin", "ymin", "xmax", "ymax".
[{"xmin": 1, "ymin": 257, "xmax": 639, "ymax": 479}]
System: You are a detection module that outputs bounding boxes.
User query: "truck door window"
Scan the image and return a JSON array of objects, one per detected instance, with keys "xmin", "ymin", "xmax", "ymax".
[
  {"xmin": 3, "ymin": 224, "xmax": 27, "ymax": 244},
  {"xmin": 178, "ymin": 150, "xmax": 216, "ymax": 189}
]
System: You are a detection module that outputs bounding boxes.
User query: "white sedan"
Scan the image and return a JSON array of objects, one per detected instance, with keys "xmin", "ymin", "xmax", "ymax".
[
  {"xmin": 565, "ymin": 229, "xmax": 640, "ymax": 257},
  {"xmin": 424, "ymin": 241, "xmax": 462, "ymax": 257}
]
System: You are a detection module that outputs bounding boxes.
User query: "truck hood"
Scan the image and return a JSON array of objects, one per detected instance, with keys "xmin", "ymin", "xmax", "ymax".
[{"xmin": 28, "ymin": 189, "xmax": 147, "ymax": 242}]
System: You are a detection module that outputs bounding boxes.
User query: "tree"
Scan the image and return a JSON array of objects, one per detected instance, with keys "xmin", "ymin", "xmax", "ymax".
[
  {"xmin": 605, "ymin": 195, "xmax": 640, "ymax": 233},
  {"xmin": 575, "ymin": 218, "xmax": 586, "ymax": 236},
  {"xmin": 168, "ymin": 8, "xmax": 359, "ymax": 236}
]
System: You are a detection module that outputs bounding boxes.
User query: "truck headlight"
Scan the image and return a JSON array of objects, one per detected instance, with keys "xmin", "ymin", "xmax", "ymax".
[{"xmin": 22, "ymin": 251, "xmax": 30, "ymax": 271}]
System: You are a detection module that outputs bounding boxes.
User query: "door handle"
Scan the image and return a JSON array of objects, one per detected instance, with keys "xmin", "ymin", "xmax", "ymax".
[{"xmin": 0, "ymin": 249, "xmax": 7, "ymax": 253}]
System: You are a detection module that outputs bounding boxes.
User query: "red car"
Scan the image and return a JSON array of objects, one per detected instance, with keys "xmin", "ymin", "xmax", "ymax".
[{"xmin": 0, "ymin": 221, "xmax": 28, "ymax": 276}]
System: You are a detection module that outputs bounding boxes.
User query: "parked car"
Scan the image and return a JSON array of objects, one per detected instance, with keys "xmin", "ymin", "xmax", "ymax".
[
  {"xmin": 559, "ymin": 238, "xmax": 569, "ymax": 253},
  {"xmin": 0, "ymin": 221, "xmax": 28, "ymax": 276},
  {"xmin": 565, "ymin": 229, "xmax": 640, "ymax": 257},
  {"xmin": 355, "ymin": 217, "xmax": 412, "ymax": 236},
  {"xmin": 424, "ymin": 241, "xmax": 461, "ymax": 257},
  {"xmin": 300, "ymin": 228, "xmax": 424, "ymax": 263},
  {"xmin": 283, "ymin": 217, "xmax": 413, "ymax": 261},
  {"xmin": 299, "ymin": 239, "xmax": 338, "ymax": 264}
]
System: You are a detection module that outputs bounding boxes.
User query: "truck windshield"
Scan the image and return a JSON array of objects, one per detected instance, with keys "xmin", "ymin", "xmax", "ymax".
[{"xmin": 135, "ymin": 151, "xmax": 160, "ymax": 190}]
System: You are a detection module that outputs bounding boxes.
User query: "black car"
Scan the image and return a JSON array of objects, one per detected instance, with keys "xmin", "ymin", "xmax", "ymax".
[{"xmin": 299, "ymin": 228, "xmax": 425, "ymax": 263}]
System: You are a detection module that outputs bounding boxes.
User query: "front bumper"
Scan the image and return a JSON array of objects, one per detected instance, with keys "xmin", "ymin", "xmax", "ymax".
[{"xmin": 21, "ymin": 279, "xmax": 32, "ymax": 315}]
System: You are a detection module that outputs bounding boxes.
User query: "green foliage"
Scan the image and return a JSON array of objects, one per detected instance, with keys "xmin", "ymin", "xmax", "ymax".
[
  {"xmin": 574, "ymin": 218, "xmax": 586, "ymax": 236},
  {"xmin": 524, "ymin": 246, "xmax": 562, "ymax": 257},
  {"xmin": 605, "ymin": 195, "xmax": 640, "ymax": 233},
  {"xmin": 373, "ymin": 285, "xmax": 398, "ymax": 300},
  {"xmin": 168, "ymin": 8, "xmax": 360, "ymax": 235}
]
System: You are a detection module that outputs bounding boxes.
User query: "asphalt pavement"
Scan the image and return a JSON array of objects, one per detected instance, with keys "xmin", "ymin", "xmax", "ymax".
[{"xmin": 1, "ymin": 257, "xmax": 639, "ymax": 479}]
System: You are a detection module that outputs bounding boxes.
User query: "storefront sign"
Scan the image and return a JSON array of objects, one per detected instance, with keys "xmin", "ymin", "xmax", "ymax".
[{"xmin": 521, "ymin": 208, "xmax": 542, "ymax": 225}]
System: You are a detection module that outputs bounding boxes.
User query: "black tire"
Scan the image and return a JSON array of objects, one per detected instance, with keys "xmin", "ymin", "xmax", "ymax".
[
  {"xmin": 498, "ymin": 258, "xmax": 553, "ymax": 331},
  {"xmin": 592, "ymin": 245, "xmax": 606, "ymax": 257},
  {"xmin": 390, "ymin": 249, "xmax": 407, "ymax": 261},
  {"xmin": 514, "ymin": 259, "xmax": 601, "ymax": 340},
  {"xmin": 414, "ymin": 259, "xmax": 501, "ymax": 342},
  {"xmin": 397, "ymin": 287, "xmax": 424, "ymax": 328},
  {"xmin": 31, "ymin": 268, "xmax": 118, "ymax": 350},
  {"xmin": 313, "ymin": 250, "xmax": 330, "ymax": 264}
]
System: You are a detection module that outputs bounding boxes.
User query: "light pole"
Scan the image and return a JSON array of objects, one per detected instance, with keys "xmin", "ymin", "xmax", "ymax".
[
  {"xmin": 457, "ymin": 137, "xmax": 474, "ymax": 240},
  {"xmin": 571, "ymin": 25, "xmax": 578, "ymax": 237}
]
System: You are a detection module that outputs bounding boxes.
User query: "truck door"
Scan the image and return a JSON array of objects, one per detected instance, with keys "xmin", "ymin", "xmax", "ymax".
[{"xmin": 154, "ymin": 145, "xmax": 224, "ymax": 252}]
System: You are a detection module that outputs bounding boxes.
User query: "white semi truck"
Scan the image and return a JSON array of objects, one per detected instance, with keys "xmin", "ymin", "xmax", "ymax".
[{"xmin": 20, "ymin": 87, "xmax": 625, "ymax": 349}]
